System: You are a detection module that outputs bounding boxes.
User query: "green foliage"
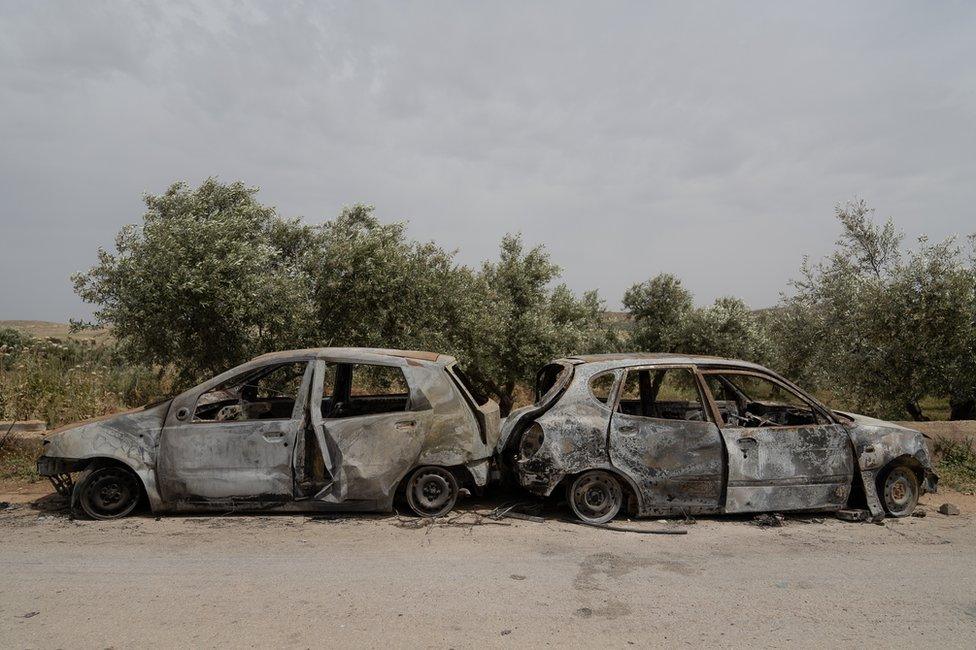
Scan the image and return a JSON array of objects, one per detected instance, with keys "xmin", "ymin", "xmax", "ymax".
[
  {"xmin": 0, "ymin": 439, "xmax": 43, "ymax": 482},
  {"xmin": 623, "ymin": 275, "xmax": 769, "ymax": 363},
  {"xmin": 73, "ymin": 179, "xmax": 316, "ymax": 380},
  {"xmin": 73, "ymin": 180, "xmax": 609, "ymax": 416},
  {"xmin": 933, "ymin": 437, "xmax": 976, "ymax": 493},
  {"xmin": 465, "ymin": 235, "xmax": 610, "ymax": 413},
  {"xmin": 623, "ymin": 274, "xmax": 692, "ymax": 351},
  {"xmin": 771, "ymin": 199, "xmax": 976, "ymax": 420}
]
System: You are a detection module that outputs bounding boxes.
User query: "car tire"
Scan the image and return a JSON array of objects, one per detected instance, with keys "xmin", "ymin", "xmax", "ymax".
[
  {"xmin": 405, "ymin": 466, "xmax": 459, "ymax": 518},
  {"xmin": 877, "ymin": 464, "xmax": 919, "ymax": 517},
  {"xmin": 74, "ymin": 465, "xmax": 142, "ymax": 520},
  {"xmin": 567, "ymin": 470, "xmax": 623, "ymax": 524}
]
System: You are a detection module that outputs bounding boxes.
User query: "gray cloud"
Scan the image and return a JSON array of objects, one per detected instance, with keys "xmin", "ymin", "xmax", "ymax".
[{"xmin": 2, "ymin": 0, "xmax": 975, "ymax": 320}]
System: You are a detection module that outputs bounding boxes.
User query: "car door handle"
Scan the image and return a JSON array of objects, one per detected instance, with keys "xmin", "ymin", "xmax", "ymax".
[
  {"xmin": 737, "ymin": 437, "xmax": 758, "ymax": 449},
  {"xmin": 395, "ymin": 420, "xmax": 416, "ymax": 430},
  {"xmin": 618, "ymin": 425, "xmax": 638, "ymax": 434}
]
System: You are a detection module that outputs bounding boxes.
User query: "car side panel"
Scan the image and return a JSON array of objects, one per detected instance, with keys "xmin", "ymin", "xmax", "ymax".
[
  {"xmin": 515, "ymin": 367, "xmax": 619, "ymax": 497},
  {"xmin": 608, "ymin": 411, "xmax": 724, "ymax": 515},
  {"xmin": 721, "ymin": 423, "xmax": 854, "ymax": 513}
]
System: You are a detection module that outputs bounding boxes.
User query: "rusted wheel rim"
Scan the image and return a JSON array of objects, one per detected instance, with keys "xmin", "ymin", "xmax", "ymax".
[
  {"xmin": 883, "ymin": 467, "xmax": 917, "ymax": 516},
  {"xmin": 80, "ymin": 468, "xmax": 140, "ymax": 519},
  {"xmin": 406, "ymin": 467, "xmax": 458, "ymax": 517},
  {"xmin": 570, "ymin": 471, "xmax": 623, "ymax": 524}
]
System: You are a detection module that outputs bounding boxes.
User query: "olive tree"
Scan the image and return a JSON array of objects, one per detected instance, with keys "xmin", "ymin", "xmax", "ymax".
[
  {"xmin": 74, "ymin": 181, "xmax": 609, "ymax": 415},
  {"xmin": 623, "ymin": 274, "xmax": 769, "ymax": 363},
  {"xmin": 73, "ymin": 179, "xmax": 316, "ymax": 381},
  {"xmin": 463, "ymin": 234, "xmax": 609, "ymax": 415},
  {"xmin": 772, "ymin": 200, "xmax": 976, "ymax": 420}
]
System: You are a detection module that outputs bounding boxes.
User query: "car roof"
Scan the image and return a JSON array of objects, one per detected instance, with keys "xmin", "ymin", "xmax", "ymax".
[
  {"xmin": 557, "ymin": 352, "xmax": 769, "ymax": 372},
  {"xmin": 252, "ymin": 347, "xmax": 454, "ymax": 366}
]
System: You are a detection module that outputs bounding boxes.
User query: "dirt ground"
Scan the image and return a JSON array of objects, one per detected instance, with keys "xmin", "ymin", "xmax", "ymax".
[{"xmin": 2, "ymin": 483, "xmax": 975, "ymax": 649}]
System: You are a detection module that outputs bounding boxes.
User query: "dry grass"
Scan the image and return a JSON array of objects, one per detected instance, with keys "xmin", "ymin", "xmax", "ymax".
[
  {"xmin": 933, "ymin": 436, "xmax": 976, "ymax": 494},
  {"xmin": 0, "ymin": 438, "xmax": 43, "ymax": 483},
  {"xmin": 1, "ymin": 332, "xmax": 174, "ymax": 429}
]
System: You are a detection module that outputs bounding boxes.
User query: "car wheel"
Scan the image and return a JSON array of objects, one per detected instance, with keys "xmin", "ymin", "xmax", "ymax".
[
  {"xmin": 567, "ymin": 470, "xmax": 623, "ymax": 524},
  {"xmin": 75, "ymin": 466, "xmax": 142, "ymax": 520},
  {"xmin": 877, "ymin": 465, "xmax": 919, "ymax": 517},
  {"xmin": 405, "ymin": 466, "xmax": 459, "ymax": 518}
]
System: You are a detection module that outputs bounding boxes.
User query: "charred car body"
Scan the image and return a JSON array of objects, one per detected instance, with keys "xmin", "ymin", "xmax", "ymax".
[
  {"xmin": 499, "ymin": 354, "xmax": 937, "ymax": 523},
  {"xmin": 37, "ymin": 348, "xmax": 499, "ymax": 519}
]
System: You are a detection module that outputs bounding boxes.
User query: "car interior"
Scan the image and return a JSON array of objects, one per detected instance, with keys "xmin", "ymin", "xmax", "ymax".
[
  {"xmin": 193, "ymin": 362, "xmax": 308, "ymax": 422},
  {"xmin": 703, "ymin": 373, "xmax": 824, "ymax": 428}
]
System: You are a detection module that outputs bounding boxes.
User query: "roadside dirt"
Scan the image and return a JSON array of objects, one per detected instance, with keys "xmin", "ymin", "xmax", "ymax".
[{"xmin": 2, "ymin": 482, "xmax": 975, "ymax": 648}]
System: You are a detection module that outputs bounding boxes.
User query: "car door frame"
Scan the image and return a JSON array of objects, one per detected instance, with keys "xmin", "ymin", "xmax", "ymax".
[
  {"xmin": 157, "ymin": 357, "xmax": 314, "ymax": 508},
  {"xmin": 305, "ymin": 357, "xmax": 433, "ymax": 510},
  {"xmin": 606, "ymin": 363, "xmax": 727, "ymax": 516},
  {"xmin": 696, "ymin": 365, "xmax": 855, "ymax": 514}
]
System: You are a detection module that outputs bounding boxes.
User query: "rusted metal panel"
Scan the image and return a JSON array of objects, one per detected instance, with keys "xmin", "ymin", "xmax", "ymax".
[
  {"xmin": 721, "ymin": 424, "xmax": 853, "ymax": 513},
  {"xmin": 610, "ymin": 412, "xmax": 724, "ymax": 515},
  {"xmin": 504, "ymin": 354, "xmax": 938, "ymax": 520}
]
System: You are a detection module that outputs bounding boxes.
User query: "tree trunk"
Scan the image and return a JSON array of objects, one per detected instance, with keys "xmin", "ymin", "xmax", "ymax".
[
  {"xmin": 904, "ymin": 400, "xmax": 928, "ymax": 422},
  {"xmin": 949, "ymin": 397, "xmax": 976, "ymax": 421},
  {"xmin": 498, "ymin": 392, "xmax": 515, "ymax": 418}
]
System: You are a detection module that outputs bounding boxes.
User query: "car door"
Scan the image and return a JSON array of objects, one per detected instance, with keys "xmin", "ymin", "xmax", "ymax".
[
  {"xmin": 305, "ymin": 359, "xmax": 429, "ymax": 507},
  {"xmin": 157, "ymin": 360, "xmax": 312, "ymax": 505},
  {"xmin": 699, "ymin": 368, "xmax": 854, "ymax": 513},
  {"xmin": 607, "ymin": 365, "xmax": 725, "ymax": 515}
]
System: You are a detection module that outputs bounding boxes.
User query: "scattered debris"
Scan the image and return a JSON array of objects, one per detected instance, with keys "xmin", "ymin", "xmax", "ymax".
[
  {"xmin": 500, "ymin": 630, "xmax": 512, "ymax": 636},
  {"xmin": 22, "ymin": 611, "xmax": 39, "ymax": 619},
  {"xmin": 488, "ymin": 502, "xmax": 546, "ymax": 523},
  {"xmin": 836, "ymin": 509, "xmax": 870, "ymax": 522},
  {"xmin": 563, "ymin": 518, "xmax": 687, "ymax": 535},
  {"xmin": 938, "ymin": 503, "xmax": 961, "ymax": 516},
  {"xmin": 912, "ymin": 509, "xmax": 927, "ymax": 518},
  {"xmin": 0, "ymin": 501, "xmax": 17, "ymax": 511},
  {"xmin": 754, "ymin": 513, "xmax": 785, "ymax": 527},
  {"xmin": 509, "ymin": 574, "xmax": 526, "ymax": 581},
  {"xmin": 392, "ymin": 512, "xmax": 511, "ymax": 531},
  {"xmin": 307, "ymin": 514, "xmax": 344, "ymax": 524}
]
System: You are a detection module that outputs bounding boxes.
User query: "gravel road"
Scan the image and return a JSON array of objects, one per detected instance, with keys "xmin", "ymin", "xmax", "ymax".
[{"xmin": 2, "ymin": 486, "xmax": 975, "ymax": 648}]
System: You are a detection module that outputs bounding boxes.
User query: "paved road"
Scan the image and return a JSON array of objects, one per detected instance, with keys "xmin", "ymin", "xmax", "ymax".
[{"xmin": 2, "ymin": 490, "xmax": 975, "ymax": 648}]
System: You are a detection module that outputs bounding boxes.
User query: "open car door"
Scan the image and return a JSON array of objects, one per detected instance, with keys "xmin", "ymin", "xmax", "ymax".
[
  {"xmin": 299, "ymin": 359, "xmax": 429, "ymax": 508},
  {"xmin": 700, "ymin": 369, "xmax": 854, "ymax": 513}
]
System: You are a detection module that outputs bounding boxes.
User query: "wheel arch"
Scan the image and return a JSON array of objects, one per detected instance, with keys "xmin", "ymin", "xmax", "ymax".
[
  {"xmin": 69, "ymin": 456, "xmax": 158, "ymax": 512},
  {"xmin": 880, "ymin": 454, "xmax": 926, "ymax": 484},
  {"xmin": 555, "ymin": 465, "xmax": 643, "ymax": 516}
]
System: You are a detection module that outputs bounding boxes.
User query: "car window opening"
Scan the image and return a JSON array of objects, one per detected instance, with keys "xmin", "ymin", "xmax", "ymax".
[
  {"xmin": 703, "ymin": 373, "xmax": 827, "ymax": 427},
  {"xmin": 535, "ymin": 363, "xmax": 573, "ymax": 405},
  {"xmin": 322, "ymin": 362, "xmax": 410, "ymax": 419},
  {"xmin": 615, "ymin": 368, "xmax": 707, "ymax": 422},
  {"xmin": 193, "ymin": 362, "xmax": 307, "ymax": 422}
]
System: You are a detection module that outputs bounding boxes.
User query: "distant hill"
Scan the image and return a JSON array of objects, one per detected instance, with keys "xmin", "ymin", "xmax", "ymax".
[
  {"xmin": 3, "ymin": 313, "xmax": 634, "ymax": 344},
  {"xmin": 0, "ymin": 320, "xmax": 113, "ymax": 343}
]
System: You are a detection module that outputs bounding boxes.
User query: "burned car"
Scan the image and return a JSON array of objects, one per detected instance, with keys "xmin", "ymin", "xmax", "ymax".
[
  {"xmin": 499, "ymin": 353, "xmax": 937, "ymax": 524},
  {"xmin": 37, "ymin": 348, "xmax": 499, "ymax": 519}
]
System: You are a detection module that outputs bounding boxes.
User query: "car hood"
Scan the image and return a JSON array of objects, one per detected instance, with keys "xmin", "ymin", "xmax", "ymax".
[
  {"xmin": 834, "ymin": 410, "xmax": 929, "ymax": 438},
  {"xmin": 43, "ymin": 400, "xmax": 172, "ymax": 461}
]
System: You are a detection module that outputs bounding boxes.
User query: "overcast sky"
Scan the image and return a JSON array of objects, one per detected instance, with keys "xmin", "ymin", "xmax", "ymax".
[{"xmin": 2, "ymin": 1, "xmax": 975, "ymax": 321}]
